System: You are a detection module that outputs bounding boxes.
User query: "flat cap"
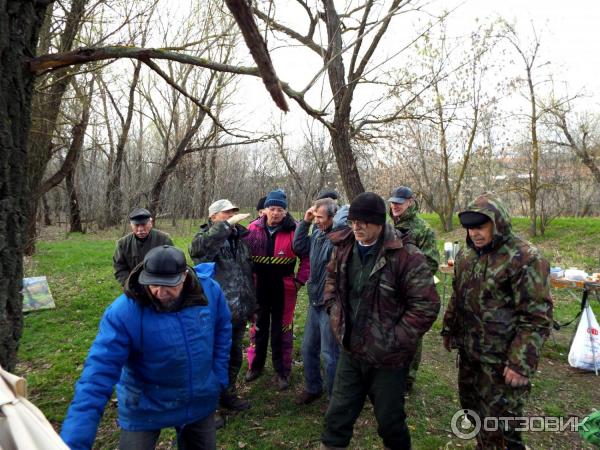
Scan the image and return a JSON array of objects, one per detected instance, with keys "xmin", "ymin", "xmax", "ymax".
[{"xmin": 129, "ymin": 207, "xmax": 152, "ymax": 224}]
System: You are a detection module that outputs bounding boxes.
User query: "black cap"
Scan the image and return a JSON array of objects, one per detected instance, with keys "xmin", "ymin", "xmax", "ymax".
[
  {"xmin": 316, "ymin": 189, "xmax": 339, "ymax": 201},
  {"xmin": 256, "ymin": 196, "xmax": 267, "ymax": 211},
  {"xmin": 139, "ymin": 245, "xmax": 187, "ymax": 286},
  {"xmin": 388, "ymin": 186, "xmax": 413, "ymax": 204},
  {"xmin": 129, "ymin": 207, "xmax": 152, "ymax": 224},
  {"xmin": 458, "ymin": 211, "xmax": 491, "ymax": 229},
  {"xmin": 348, "ymin": 192, "xmax": 387, "ymax": 225}
]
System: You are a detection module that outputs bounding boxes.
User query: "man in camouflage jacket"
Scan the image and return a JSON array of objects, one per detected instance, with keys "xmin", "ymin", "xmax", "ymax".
[
  {"xmin": 320, "ymin": 192, "xmax": 440, "ymax": 450},
  {"xmin": 189, "ymin": 199, "xmax": 256, "ymax": 411},
  {"xmin": 388, "ymin": 185, "xmax": 439, "ymax": 391},
  {"xmin": 442, "ymin": 193, "xmax": 553, "ymax": 450}
]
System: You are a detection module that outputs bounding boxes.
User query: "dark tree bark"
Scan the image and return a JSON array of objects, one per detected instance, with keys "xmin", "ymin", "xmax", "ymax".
[
  {"xmin": 322, "ymin": 0, "xmax": 365, "ymax": 199},
  {"xmin": 66, "ymin": 166, "xmax": 82, "ymax": 233},
  {"xmin": 0, "ymin": 0, "xmax": 48, "ymax": 371},
  {"xmin": 42, "ymin": 194, "xmax": 52, "ymax": 226}
]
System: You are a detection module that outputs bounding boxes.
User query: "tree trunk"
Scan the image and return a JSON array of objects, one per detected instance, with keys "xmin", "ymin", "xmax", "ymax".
[
  {"xmin": 66, "ymin": 166, "xmax": 83, "ymax": 233},
  {"xmin": 527, "ymin": 66, "xmax": 539, "ymax": 237},
  {"xmin": 322, "ymin": 0, "xmax": 365, "ymax": 200},
  {"xmin": 0, "ymin": 0, "xmax": 48, "ymax": 371},
  {"xmin": 42, "ymin": 194, "xmax": 52, "ymax": 226},
  {"xmin": 104, "ymin": 61, "xmax": 142, "ymax": 227}
]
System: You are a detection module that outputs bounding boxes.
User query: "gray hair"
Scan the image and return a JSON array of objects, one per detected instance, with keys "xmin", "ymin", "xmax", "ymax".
[{"xmin": 313, "ymin": 198, "xmax": 338, "ymax": 218}]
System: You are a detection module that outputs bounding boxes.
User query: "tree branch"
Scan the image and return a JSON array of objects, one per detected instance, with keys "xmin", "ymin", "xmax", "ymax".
[
  {"xmin": 252, "ymin": 5, "xmax": 326, "ymax": 57},
  {"xmin": 141, "ymin": 58, "xmax": 246, "ymax": 139}
]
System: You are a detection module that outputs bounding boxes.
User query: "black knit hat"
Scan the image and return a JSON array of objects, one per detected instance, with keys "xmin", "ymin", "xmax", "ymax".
[
  {"xmin": 348, "ymin": 192, "xmax": 386, "ymax": 225},
  {"xmin": 256, "ymin": 196, "xmax": 267, "ymax": 211}
]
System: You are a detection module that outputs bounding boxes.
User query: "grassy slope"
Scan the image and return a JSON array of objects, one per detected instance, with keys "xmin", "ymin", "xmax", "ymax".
[{"xmin": 19, "ymin": 215, "xmax": 600, "ymax": 449}]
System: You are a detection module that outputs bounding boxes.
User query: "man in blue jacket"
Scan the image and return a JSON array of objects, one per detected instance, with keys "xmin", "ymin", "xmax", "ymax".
[
  {"xmin": 60, "ymin": 245, "xmax": 232, "ymax": 450},
  {"xmin": 293, "ymin": 198, "xmax": 347, "ymax": 405}
]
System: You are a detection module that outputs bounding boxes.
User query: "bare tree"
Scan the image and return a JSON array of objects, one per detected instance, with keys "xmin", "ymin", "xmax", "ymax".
[
  {"xmin": 251, "ymin": 0, "xmax": 432, "ymax": 199},
  {"xmin": 502, "ymin": 21, "xmax": 546, "ymax": 236},
  {"xmin": 0, "ymin": 0, "xmax": 292, "ymax": 370},
  {"xmin": 387, "ymin": 23, "xmax": 497, "ymax": 230},
  {"xmin": 546, "ymin": 102, "xmax": 600, "ymax": 186}
]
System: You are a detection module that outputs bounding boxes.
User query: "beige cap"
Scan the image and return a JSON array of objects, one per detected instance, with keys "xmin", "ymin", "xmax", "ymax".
[{"xmin": 208, "ymin": 199, "xmax": 239, "ymax": 216}]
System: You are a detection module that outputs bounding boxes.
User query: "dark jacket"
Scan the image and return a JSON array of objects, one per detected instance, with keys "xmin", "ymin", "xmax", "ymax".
[
  {"xmin": 112, "ymin": 229, "xmax": 173, "ymax": 287},
  {"xmin": 60, "ymin": 263, "xmax": 231, "ymax": 450},
  {"xmin": 189, "ymin": 220, "xmax": 256, "ymax": 325},
  {"xmin": 442, "ymin": 193, "xmax": 553, "ymax": 378},
  {"xmin": 325, "ymin": 223, "xmax": 440, "ymax": 368}
]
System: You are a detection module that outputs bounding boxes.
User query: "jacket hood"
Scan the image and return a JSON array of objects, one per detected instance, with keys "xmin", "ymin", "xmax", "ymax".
[
  {"xmin": 125, "ymin": 262, "xmax": 208, "ymax": 311},
  {"xmin": 462, "ymin": 192, "xmax": 512, "ymax": 251},
  {"xmin": 332, "ymin": 205, "xmax": 350, "ymax": 231}
]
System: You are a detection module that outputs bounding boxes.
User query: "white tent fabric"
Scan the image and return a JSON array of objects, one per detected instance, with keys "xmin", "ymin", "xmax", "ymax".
[{"xmin": 0, "ymin": 366, "xmax": 69, "ymax": 450}]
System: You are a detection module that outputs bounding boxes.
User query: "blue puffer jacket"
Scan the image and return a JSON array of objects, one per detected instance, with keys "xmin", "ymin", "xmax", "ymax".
[{"xmin": 60, "ymin": 263, "xmax": 231, "ymax": 450}]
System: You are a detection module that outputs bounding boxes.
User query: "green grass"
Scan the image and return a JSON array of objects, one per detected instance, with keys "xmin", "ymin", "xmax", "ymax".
[{"xmin": 19, "ymin": 216, "xmax": 600, "ymax": 449}]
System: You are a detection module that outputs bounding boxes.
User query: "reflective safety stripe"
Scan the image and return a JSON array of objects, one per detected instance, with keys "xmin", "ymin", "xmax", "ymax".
[{"xmin": 251, "ymin": 256, "xmax": 296, "ymax": 265}]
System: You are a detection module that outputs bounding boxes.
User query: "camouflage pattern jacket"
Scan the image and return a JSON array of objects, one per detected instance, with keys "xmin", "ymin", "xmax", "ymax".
[
  {"xmin": 189, "ymin": 221, "xmax": 257, "ymax": 326},
  {"xmin": 324, "ymin": 224, "xmax": 440, "ymax": 368},
  {"xmin": 442, "ymin": 193, "xmax": 553, "ymax": 378},
  {"xmin": 392, "ymin": 201, "xmax": 439, "ymax": 274},
  {"xmin": 112, "ymin": 229, "xmax": 173, "ymax": 287}
]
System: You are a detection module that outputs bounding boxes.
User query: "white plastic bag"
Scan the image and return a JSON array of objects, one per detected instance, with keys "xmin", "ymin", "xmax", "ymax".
[{"xmin": 568, "ymin": 304, "xmax": 600, "ymax": 372}]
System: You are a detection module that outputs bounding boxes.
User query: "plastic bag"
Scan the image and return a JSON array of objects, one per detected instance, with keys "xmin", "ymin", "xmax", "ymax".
[{"xmin": 568, "ymin": 304, "xmax": 600, "ymax": 371}]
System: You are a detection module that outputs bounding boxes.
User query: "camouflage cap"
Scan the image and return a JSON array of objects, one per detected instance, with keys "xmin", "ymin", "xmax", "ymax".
[{"xmin": 208, "ymin": 199, "xmax": 239, "ymax": 216}]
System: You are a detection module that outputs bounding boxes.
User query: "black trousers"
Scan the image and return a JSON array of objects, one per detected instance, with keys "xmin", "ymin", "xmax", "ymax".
[
  {"xmin": 322, "ymin": 351, "xmax": 412, "ymax": 450},
  {"xmin": 225, "ymin": 322, "xmax": 246, "ymax": 393}
]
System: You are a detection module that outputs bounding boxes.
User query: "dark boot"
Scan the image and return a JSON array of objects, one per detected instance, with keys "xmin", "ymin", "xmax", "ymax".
[
  {"xmin": 295, "ymin": 390, "xmax": 323, "ymax": 405},
  {"xmin": 244, "ymin": 369, "xmax": 262, "ymax": 382},
  {"xmin": 276, "ymin": 374, "xmax": 290, "ymax": 391},
  {"xmin": 214, "ymin": 413, "xmax": 225, "ymax": 430},
  {"xmin": 220, "ymin": 392, "xmax": 251, "ymax": 411}
]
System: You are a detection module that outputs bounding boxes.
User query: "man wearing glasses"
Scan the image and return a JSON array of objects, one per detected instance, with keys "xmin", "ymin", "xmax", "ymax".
[{"xmin": 320, "ymin": 192, "xmax": 440, "ymax": 450}]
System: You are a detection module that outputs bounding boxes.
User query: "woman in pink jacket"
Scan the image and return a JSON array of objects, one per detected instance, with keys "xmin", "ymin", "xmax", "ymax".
[{"xmin": 243, "ymin": 190, "xmax": 310, "ymax": 390}]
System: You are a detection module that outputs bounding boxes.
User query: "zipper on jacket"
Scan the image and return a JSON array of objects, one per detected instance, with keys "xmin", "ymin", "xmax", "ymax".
[{"xmin": 178, "ymin": 312, "xmax": 194, "ymax": 421}]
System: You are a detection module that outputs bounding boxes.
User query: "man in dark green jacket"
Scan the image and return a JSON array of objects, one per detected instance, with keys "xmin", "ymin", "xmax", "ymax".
[
  {"xmin": 321, "ymin": 192, "xmax": 440, "ymax": 450},
  {"xmin": 388, "ymin": 186, "xmax": 439, "ymax": 392},
  {"xmin": 189, "ymin": 199, "xmax": 256, "ymax": 411},
  {"xmin": 442, "ymin": 193, "xmax": 553, "ymax": 450},
  {"xmin": 112, "ymin": 208, "xmax": 173, "ymax": 287}
]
